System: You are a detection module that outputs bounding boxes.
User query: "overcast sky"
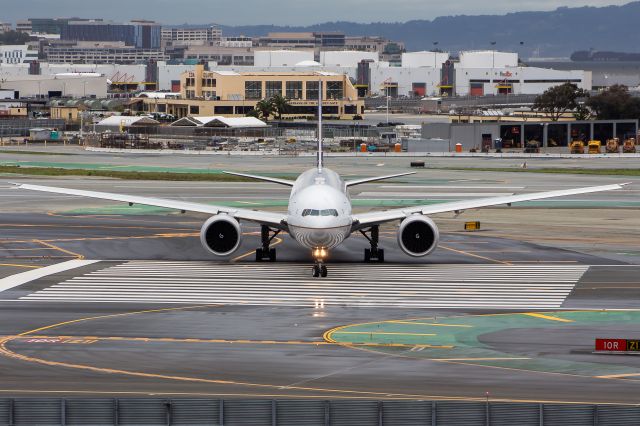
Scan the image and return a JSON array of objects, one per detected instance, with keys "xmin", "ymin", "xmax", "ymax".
[{"xmin": 1, "ymin": 0, "xmax": 633, "ymax": 25}]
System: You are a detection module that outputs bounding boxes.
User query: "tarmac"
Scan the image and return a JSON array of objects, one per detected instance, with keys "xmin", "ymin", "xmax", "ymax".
[{"xmin": 0, "ymin": 152, "xmax": 639, "ymax": 403}]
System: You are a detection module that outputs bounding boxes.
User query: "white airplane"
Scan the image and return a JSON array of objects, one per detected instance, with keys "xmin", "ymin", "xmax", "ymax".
[{"xmin": 11, "ymin": 87, "xmax": 631, "ymax": 278}]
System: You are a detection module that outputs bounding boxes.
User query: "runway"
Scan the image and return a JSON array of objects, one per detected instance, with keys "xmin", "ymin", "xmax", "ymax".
[
  {"xmin": 0, "ymin": 212, "xmax": 638, "ymax": 403},
  {"xmin": 0, "ymin": 163, "xmax": 638, "ymax": 403}
]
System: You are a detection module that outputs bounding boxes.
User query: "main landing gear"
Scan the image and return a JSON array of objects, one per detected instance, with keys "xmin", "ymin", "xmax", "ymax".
[
  {"xmin": 255, "ymin": 225, "xmax": 280, "ymax": 262},
  {"xmin": 360, "ymin": 225, "xmax": 385, "ymax": 263}
]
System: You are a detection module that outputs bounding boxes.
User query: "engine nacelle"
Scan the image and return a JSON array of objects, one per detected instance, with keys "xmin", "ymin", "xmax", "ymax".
[
  {"xmin": 200, "ymin": 215, "xmax": 242, "ymax": 256},
  {"xmin": 397, "ymin": 215, "xmax": 440, "ymax": 257}
]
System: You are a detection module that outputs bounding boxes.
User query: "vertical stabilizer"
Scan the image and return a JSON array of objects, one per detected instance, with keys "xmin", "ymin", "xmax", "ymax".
[{"xmin": 317, "ymin": 80, "xmax": 323, "ymax": 172}]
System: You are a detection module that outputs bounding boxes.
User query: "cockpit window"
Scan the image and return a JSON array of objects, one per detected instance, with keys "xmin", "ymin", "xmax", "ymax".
[{"xmin": 302, "ymin": 209, "xmax": 338, "ymax": 217}]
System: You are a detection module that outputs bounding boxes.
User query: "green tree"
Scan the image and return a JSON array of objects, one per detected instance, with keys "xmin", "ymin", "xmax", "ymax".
[
  {"xmin": 0, "ymin": 31, "xmax": 31, "ymax": 45},
  {"xmin": 270, "ymin": 94, "xmax": 291, "ymax": 120},
  {"xmin": 533, "ymin": 83, "xmax": 588, "ymax": 121},
  {"xmin": 587, "ymin": 84, "xmax": 640, "ymax": 120},
  {"xmin": 255, "ymin": 99, "xmax": 275, "ymax": 120},
  {"xmin": 573, "ymin": 104, "xmax": 592, "ymax": 121},
  {"xmin": 245, "ymin": 108, "xmax": 260, "ymax": 119}
]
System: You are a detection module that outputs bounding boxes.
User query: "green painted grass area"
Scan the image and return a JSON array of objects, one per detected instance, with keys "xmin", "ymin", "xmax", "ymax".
[
  {"xmin": 434, "ymin": 167, "xmax": 640, "ymax": 177},
  {"xmin": 0, "ymin": 164, "xmax": 303, "ymax": 182},
  {"xmin": 328, "ymin": 311, "xmax": 640, "ymax": 377}
]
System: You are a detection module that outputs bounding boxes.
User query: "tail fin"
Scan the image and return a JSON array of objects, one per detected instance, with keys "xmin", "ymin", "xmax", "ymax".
[{"xmin": 317, "ymin": 80, "xmax": 323, "ymax": 172}]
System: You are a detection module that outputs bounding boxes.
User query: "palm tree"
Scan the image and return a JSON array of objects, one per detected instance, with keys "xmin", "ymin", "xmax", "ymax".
[
  {"xmin": 255, "ymin": 99, "xmax": 275, "ymax": 120},
  {"xmin": 271, "ymin": 94, "xmax": 291, "ymax": 120}
]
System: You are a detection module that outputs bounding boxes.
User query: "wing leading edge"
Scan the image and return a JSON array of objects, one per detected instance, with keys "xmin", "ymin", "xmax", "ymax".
[
  {"xmin": 12, "ymin": 183, "xmax": 287, "ymax": 229},
  {"xmin": 222, "ymin": 171, "xmax": 295, "ymax": 186},
  {"xmin": 352, "ymin": 182, "xmax": 631, "ymax": 229}
]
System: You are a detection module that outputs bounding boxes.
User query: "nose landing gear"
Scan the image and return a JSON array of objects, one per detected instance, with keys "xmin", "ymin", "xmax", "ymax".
[
  {"xmin": 311, "ymin": 247, "xmax": 328, "ymax": 278},
  {"xmin": 312, "ymin": 263, "xmax": 328, "ymax": 278}
]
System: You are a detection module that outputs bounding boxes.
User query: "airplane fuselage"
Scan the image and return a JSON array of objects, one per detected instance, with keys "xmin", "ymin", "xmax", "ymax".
[{"xmin": 286, "ymin": 167, "xmax": 353, "ymax": 251}]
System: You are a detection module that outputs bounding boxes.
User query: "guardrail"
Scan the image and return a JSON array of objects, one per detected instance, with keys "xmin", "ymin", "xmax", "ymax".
[{"xmin": 0, "ymin": 398, "xmax": 639, "ymax": 425}]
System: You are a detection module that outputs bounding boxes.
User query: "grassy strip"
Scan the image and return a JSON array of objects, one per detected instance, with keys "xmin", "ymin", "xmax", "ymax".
[
  {"xmin": 0, "ymin": 165, "xmax": 263, "ymax": 182},
  {"xmin": 433, "ymin": 167, "xmax": 640, "ymax": 177},
  {"xmin": 0, "ymin": 150, "xmax": 75, "ymax": 156}
]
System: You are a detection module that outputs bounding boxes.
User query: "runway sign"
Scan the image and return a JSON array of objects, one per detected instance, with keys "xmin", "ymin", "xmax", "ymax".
[{"xmin": 595, "ymin": 338, "xmax": 640, "ymax": 352}]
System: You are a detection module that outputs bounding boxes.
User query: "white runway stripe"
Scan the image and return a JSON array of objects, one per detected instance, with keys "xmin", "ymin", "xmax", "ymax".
[{"xmin": 20, "ymin": 261, "xmax": 589, "ymax": 309}]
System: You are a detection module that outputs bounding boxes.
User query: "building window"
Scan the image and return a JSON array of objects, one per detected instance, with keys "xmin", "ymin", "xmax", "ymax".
[
  {"xmin": 245, "ymin": 81, "xmax": 262, "ymax": 99},
  {"xmin": 265, "ymin": 81, "xmax": 282, "ymax": 98},
  {"xmin": 235, "ymin": 106, "xmax": 254, "ymax": 115},
  {"xmin": 286, "ymin": 81, "xmax": 303, "ymax": 99},
  {"xmin": 190, "ymin": 105, "xmax": 199, "ymax": 115},
  {"xmin": 185, "ymin": 77, "xmax": 195, "ymax": 86},
  {"xmin": 215, "ymin": 105, "xmax": 233, "ymax": 114},
  {"xmin": 326, "ymin": 81, "xmax": 343, "ymax": 99},
  {"xmin": 306, "ymin": 81, "xmax": 319, "ymax": 100}
]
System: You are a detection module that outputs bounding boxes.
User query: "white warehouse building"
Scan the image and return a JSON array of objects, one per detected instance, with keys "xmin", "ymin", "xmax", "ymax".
[
  {"xmin": 0, "ymin": 49, "xmax": 591, "ymax": 98},
  {"xmin": 320, "ymin": 51, "xmax": 379, "ymax": 67},
  {"xmin": 254, "ymin": 50, "xmax": 314, "ymax": 67},
  {"xmin": 401, "ymin": 51, "xmax": 449, "ymax": 68}
]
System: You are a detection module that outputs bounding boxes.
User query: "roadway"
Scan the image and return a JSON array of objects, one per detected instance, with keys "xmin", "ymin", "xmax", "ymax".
[{"xmin": 0, "ymin": 164, "xmax": 638, "ymax": 403}]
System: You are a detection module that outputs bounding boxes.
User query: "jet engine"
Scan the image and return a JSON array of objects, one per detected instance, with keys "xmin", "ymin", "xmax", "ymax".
[
  {"xmin": 397, "ymin": 215, "xmax": 440, "ymax": 257},
  {"xmin": 200, "ymin": 215, "xmax": 242, "ymax": 256}
]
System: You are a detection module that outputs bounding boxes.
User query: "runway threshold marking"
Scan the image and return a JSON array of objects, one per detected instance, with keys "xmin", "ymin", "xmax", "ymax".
[{"xmin": 523, "ymin": 313, "xmax": 575, "ymax": 323}]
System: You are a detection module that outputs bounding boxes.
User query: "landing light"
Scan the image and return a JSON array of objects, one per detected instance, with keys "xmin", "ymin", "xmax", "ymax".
[{"xmin": 313, "ymin": 248, "xmax": 328, "ymax": 258}]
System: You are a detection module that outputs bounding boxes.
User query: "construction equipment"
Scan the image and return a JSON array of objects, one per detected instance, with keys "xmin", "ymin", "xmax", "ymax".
[
  {"xmin": 570, "ymin": 140, "xmax": 585, "ymax": 154},
  {"xmin": 524, "ymin": 140, "xmax": 540, "ymax": 153},
  {"xmin": 606, "ymin": 138, "xmax": 620, "ymax": 153},
  {"xmin": 588, "ymin": 140, "xmax": 601, "ymax": 154},
  {"xmin": 623, "ymin": 138, "xmax": 637, "ymax": 153}
]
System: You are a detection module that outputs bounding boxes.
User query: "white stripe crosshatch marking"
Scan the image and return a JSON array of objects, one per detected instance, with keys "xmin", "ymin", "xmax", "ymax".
[{"xmin": 20, "ymin": 261, "xmax": 589, "ymax": 309}]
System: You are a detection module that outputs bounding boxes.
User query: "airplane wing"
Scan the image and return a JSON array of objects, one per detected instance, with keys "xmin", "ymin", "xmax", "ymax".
[
  {"xmin": 222, "ymin": 171, "xmax": 295, "ymax": 186},
  {"xmin": 352, "ymin": 182, "xmax": 631, "ymax": 229},
  {"xmin": 345, "ymin": 172, "xmax": 416, "ymax": 187},
  {"xmin": 12, "ymin": 183, "xmax": 288, "ymax": 229}
]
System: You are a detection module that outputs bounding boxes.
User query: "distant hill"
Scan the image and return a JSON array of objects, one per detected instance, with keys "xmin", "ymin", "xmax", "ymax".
[{"xmin": 219, "ymin": 1, "xmax": 640, "ymax": 58}]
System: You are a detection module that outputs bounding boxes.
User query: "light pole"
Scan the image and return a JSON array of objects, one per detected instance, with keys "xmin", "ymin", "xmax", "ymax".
[
  {"xmin": 386, "ymin": 85, "xmax": 389, "ymax": 125},
  {"xmin": 490, "ymin": 42, "xmax": 497, "ymax": 95},
  {"xmin": 433, "ymin": 41, "xmax": 439, "ymax": 96}
]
